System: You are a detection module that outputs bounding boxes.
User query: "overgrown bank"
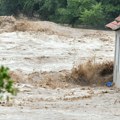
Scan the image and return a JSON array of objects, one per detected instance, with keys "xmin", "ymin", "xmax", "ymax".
[{"xmin": 0, "ymin": 0, "xmax": 119, "ymax": 28}]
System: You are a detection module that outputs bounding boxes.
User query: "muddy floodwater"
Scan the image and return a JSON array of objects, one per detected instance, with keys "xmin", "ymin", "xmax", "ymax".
[
  {"xmin": 0, "ymin": 30, "xmax": 114, "ymax": 73},
  {"xmin": 0, "ymin": 18, "xmax": 120, "ymax": 120}
]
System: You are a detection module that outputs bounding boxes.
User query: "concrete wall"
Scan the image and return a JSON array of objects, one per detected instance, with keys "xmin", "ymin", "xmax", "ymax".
[{"xmin": 114, "ymin": 30, "xmax": 120, "ymax": 87}]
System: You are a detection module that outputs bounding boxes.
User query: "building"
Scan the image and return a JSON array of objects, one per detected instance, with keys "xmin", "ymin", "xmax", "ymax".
[{"xmin": 106, "ymin": 15, "xmax": 120, "ymax": 87}]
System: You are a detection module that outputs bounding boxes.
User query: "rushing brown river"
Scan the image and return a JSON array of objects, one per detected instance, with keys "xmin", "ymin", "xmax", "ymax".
[{"xmin": 0, "ymin": 16, "xmax": 120, "ymax": 120}]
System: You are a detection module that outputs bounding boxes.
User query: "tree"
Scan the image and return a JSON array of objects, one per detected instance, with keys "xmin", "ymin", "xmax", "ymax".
[
  {"xmin": 0, "ymin": 0, "xmax": 119, "ymax": 28},
  {"xmin": 80, "ymin": 3, "xmax": 105, "ymax": 27},
  {"xmin": 96, "ymin": 0, "xmax": 120, "ymax": 22},
  {"xmin": 57, "ymin": 0, "xmax": 97, "ymax": 25},
  {"xmin": 0, "ymin": 0, "xmax": 24, "ymax": 15}
]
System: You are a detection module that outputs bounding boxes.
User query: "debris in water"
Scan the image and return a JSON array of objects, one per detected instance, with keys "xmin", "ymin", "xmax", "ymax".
[{"xmin": 106, "ymin": 82, "xmax": 113, "ymax": 87}]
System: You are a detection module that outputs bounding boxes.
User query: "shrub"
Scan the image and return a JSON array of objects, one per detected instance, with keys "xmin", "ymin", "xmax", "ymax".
[{"xmin": 0, "ymin": 66, "xmax": 17, "ymax": 95}]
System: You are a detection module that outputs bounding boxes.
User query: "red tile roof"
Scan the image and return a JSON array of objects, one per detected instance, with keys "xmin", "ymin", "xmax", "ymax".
[
  {"xmin": 106, "ymin": 15, "xmax": 120, "ymax": 31},
  {"xmin": 115, "ymin": 16, "xmax": 120, "ymax": 22}
]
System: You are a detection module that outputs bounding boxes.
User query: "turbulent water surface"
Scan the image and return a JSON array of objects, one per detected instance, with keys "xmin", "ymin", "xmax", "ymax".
[{"xmin": 0, "ymin": 18, "xmax": 119, "ymax": 120}]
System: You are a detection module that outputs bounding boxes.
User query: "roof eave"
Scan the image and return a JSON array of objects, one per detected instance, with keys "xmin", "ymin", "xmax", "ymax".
[{"xmin": 106, "ymin": 22, "xmax": 120, "ymax": 31}]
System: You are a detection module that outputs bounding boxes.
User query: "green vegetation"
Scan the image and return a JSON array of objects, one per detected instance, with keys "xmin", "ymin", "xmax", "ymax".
[
  {"xmin": 0, "ymin": 66, "xmax": 17, "ymax": 95},
  {"xmin": 0, "ymin": 0, "xmax": 119, "ymax": 28}
]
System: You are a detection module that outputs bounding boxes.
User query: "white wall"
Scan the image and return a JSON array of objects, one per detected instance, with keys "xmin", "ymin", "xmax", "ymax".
[{"xmin": 114, "ymin": 30, "xmax": 120, "ymax": 87}]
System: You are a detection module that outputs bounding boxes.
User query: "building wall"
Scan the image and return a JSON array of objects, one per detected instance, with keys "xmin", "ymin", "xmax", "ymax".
[{"xmin": 114, "ymin": 30, "xmax": 120, "ymax": 87}]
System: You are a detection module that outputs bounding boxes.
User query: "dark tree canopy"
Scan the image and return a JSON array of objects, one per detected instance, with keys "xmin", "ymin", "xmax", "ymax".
[{"xmin": 0, "ymin": 0, "xmax": 119, "ymax": 28}]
